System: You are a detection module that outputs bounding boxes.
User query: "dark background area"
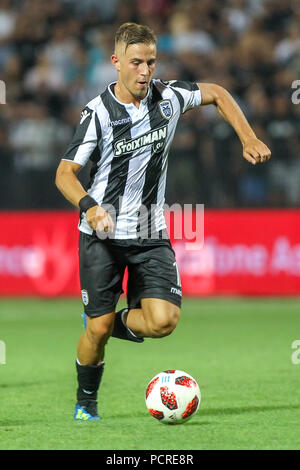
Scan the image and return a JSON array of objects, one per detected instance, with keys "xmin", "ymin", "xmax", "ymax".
[{"xmin": 0, "ymin": 0, "xmax": 299, "ymax": 210}]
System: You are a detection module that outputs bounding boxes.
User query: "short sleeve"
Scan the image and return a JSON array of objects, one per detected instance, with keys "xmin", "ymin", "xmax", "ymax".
[
  {"xmin": 61, "ymin": 106, "xmax": 101, "ymax": 167},
  {"xmin": 168, "ymin": 81, "xmax": 202, "ymax": 114}
]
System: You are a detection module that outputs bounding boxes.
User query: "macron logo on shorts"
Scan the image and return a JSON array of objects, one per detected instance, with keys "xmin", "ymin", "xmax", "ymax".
[{"xmin": 170, "ymin": 287, "xmax": 182, "ymax": 297}]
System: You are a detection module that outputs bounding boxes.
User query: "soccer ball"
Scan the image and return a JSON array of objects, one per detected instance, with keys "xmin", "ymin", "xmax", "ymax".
[{"xmin": 145, "ymin": 370, "xmax": 201, "ymax": 424}]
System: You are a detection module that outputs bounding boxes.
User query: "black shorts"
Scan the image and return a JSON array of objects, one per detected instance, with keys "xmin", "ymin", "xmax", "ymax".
[{"xmin": 79, "ymin": 231, "xmax": 182, "ymax": 317}]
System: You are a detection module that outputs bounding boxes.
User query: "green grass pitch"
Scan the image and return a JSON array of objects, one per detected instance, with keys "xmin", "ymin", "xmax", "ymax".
[{"xmin": 0, "ymin": 297, "xmax": 300, "ymax": 450}]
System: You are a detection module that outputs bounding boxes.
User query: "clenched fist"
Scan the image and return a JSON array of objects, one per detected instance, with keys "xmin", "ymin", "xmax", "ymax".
[
  {"xmin": 86, "ymin": 205, "xmax": 114, "ymax": 234},
  {"xmin": 243, "ymin": 137, "xmax": 271, "ymax": 165}
]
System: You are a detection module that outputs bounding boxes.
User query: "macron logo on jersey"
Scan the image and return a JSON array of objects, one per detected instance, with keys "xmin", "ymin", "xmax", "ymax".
[
  {"xmin": 114, "ymin": 125, "xmax": 167, "ymax": 157},
  {"xmin": 80, "ymin": 109, "xmax": 91, "ymax": 125},
  {"xmin": 109, "ymin": 117, "xmax": 132, "ymax": 127}
]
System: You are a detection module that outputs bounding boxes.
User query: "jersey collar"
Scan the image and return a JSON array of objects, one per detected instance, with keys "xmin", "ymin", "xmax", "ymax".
[{"xmin": 108, "ymin": 81, "xmax": 152, "ymax": 107}]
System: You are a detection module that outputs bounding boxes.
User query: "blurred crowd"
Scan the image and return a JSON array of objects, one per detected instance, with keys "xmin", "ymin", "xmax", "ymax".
[{"xmin": 0, "ymin": 0, "xmax": 299, "ymax": 209}]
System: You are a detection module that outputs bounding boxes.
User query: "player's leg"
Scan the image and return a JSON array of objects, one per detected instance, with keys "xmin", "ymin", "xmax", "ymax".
[
  {"xmin": 77, "ymin": 312, "xmax": 115, "ymax": 365},
  {"xmin": 112, "ymin": 238, "xmax": 182, "ymax": 341},
  {"xmin": 74, "ymin": 232, "xmax": 124, "ymax": 421},
  {"xmin": 126, "ymin": 297, "xmax": 180, "ymax": 338},
  {"xmin": 75, "ymin": 312, "xmax": 115, "ymax": 421}
]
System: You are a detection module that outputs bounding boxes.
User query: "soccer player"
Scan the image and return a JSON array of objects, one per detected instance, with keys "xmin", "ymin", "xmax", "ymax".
[{"xmin": 55, "ymin": 22, "xmax": 271, "ymax": 420}]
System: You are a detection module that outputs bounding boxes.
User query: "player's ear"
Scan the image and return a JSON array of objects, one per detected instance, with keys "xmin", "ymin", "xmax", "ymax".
[{"xmin": 111, "ymin": 54, "xmax": 120, "ymax": 72}]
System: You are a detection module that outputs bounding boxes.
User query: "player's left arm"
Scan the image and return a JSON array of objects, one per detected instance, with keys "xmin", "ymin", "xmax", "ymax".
[{"xmin": 197, "ymin": 83, "xmax": 271, "ymax": 165}]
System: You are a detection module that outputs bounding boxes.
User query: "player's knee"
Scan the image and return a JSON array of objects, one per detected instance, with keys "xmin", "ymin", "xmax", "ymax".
[
  {"xmin": 147, "ymin": 306, "xmax": 180, "ymax": 338},
  {"xmin": 86, "ymin": 314, "xmax": 114, "ymax": 345}
]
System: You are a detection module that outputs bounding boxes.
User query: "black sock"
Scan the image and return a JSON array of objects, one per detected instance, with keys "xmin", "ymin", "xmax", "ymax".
[{"xmin": 76, "ymin": 359, "xmax": 104, "ymax": 406}]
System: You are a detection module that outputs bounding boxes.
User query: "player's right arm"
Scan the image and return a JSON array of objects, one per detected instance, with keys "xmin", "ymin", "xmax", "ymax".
[
  {"xmin": 55, "ymin": 160, "xmax": 87, "ymax": 208},
  {"xmin": 55, "ymin": 104, "xmax": 113, "ymax": 233}
]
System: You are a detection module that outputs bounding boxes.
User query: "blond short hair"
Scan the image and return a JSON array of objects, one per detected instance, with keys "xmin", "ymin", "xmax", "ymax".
[{"xmin": 115, "ymin": 22, "xmax": 156, "ymax": 51}]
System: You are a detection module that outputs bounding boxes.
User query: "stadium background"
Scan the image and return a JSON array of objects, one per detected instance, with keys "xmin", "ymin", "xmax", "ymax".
[
  {"xmin": 0, "ymin": 0, "xmax": 299, "ymax": 296},
  {"xmin": 1, "ymin": 0, "xmax": 300, "ymax": 452},
  {"xmin": 0, "ymin": 0, "xmax": 299, "ymax": 210}
]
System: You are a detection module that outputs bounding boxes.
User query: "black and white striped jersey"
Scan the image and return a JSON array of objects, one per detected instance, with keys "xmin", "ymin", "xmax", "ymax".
[{"xmin": 62, "ymin": 79, "xmax": 202, "ymax": 239}]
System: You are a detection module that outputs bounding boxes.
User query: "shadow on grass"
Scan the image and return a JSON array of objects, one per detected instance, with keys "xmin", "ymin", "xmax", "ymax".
[
  {"xmin": 1, "ymin": 404, "xmax": 298, "ymax": 429},
  {"xmin": 111, "ymin": 403, "xmax": 300, "ymax": 426},
  {"xmin": 110, "ymin": 413, "xmax": 213, "ymax": 427},
  {"xmin": 200, "ymin": 403, "xmax": 300, "ymax": 417},
  {"xmin": 0, "ymin": 420, "xmax": 42, "ymax": 427},
  {"xmin": 0, "ymin": 380, "xmax": 57, "ymax": 389}
]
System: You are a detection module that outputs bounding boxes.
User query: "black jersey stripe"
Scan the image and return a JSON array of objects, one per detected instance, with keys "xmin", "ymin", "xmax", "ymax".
[
  {"xmin": 170, "ymin": 81, "xmax": 199, "ymax": 92},
  {"xmin": 62, "ymin": 106, "xmax": 94, "ymax": 161},
  {"xmin": 86, "ymin": 112, "xmax": 102, "ymax": 191},
  {"xmin": 100, "ymin": 86, "xmax": 133, "ymax": 219},
  {"xmin": 137, "ymin": 83, "xmax": 166, "ymax": 237}
]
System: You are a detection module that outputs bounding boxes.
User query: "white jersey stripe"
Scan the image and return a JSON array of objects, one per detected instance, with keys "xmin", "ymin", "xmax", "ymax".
[{"xmin": 116, "ymin": 107, "xmax": 152, "ymax": 237}]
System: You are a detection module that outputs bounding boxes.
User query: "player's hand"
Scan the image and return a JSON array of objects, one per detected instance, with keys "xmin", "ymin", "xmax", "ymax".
[
  {"xmin": 86, "ymin": 205, "xmax": 114, "ymax": 233},
  {"xmin": 243, "ymin": 137, "xmax": 271, "ymax": 165}
]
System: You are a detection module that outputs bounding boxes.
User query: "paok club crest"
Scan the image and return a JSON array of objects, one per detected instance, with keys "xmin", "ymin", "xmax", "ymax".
[
  {"xmin": 81, "ymin": 289, "xmax": 89, "ymax": 306},
  {"xmin": 158, "ymin": 100, "xmax": 173, "ymax": 120}
]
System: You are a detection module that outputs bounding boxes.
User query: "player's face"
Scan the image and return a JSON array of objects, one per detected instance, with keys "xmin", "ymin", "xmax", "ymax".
[{"xmin": 113, "ymin": 42, "xmax": 156, "ymax": 100}]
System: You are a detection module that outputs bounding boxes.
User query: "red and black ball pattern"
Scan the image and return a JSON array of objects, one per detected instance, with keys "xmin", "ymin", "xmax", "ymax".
[
  {"xmin": 181, "ymin": 395, "xmax": 199, "ymax": 419},
  {"xmin": 149, "ymin": 409, "xmax": 164, "ymax": 420},
  {"xmin": 145, "ymin": 376, "xmax": 159, "ymax": 399},
  {"xmin": 160, "ymin": 386, "xmax": 178, "ymax": 410},
  {"xmin": 175, "ymin": 375, "xmax": 197, "ymax": 388}
]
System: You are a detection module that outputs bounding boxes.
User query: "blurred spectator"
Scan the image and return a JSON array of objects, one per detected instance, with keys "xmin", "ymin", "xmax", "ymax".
[
  {"xmin": 275, "ymin": 21, "xmax": 300, "ymax": 64},
  {"xmin": 0, "ymin": 122, "xmax": 14, "ymax": 208},
  {"xmin": 0, "ymin": 0, "xmax": 16, "ymax": 40},
  {"xmin": 224, "ymin": 0, "xmax": 251, "ymax": 35},
  {"xmin": 0, "ymin": 0, "xmax": 299, "ymax": 209},
  {"xmin": 85, "ymin": 28, "xmax": 117, "ymax": 98},
  {"xmin": 8, "ymin": 101, "xmax": 72, "ymax": 207}
]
